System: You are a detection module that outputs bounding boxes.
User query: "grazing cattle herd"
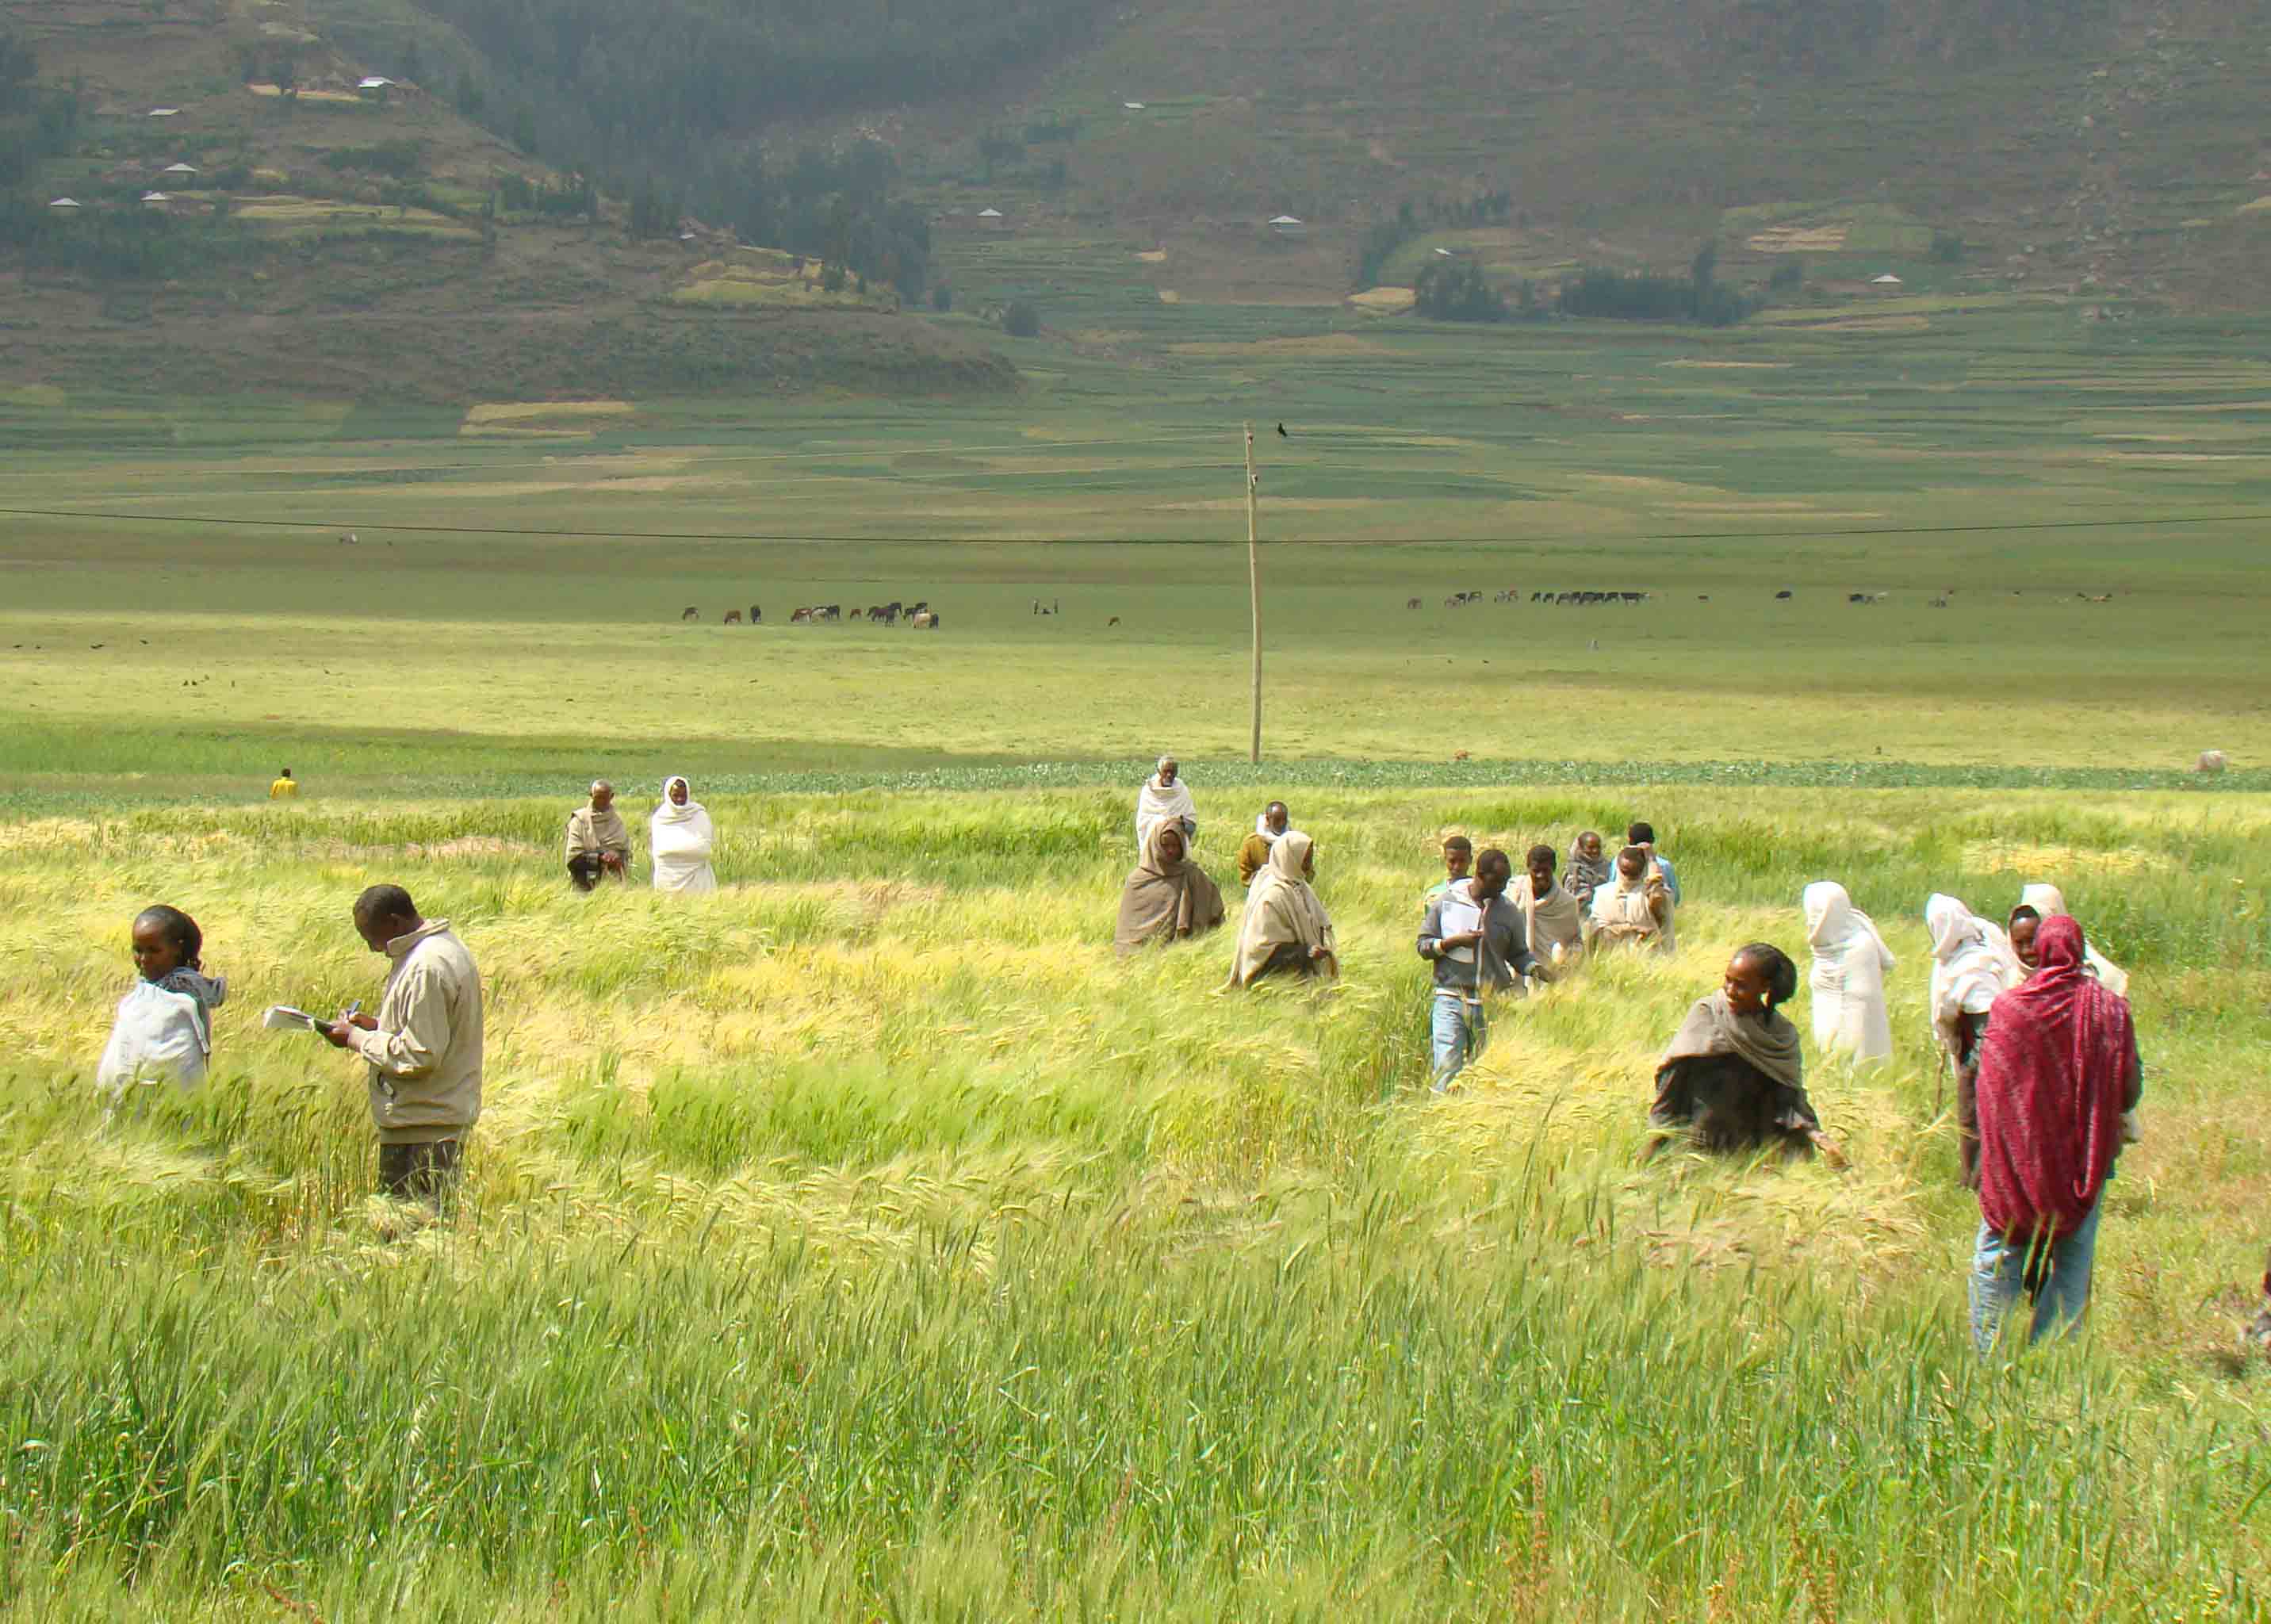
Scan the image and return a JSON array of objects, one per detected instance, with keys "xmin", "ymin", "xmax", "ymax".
[{"xmin": 669, "ymin": 584, "xmax": 2128, "ymax": 628}]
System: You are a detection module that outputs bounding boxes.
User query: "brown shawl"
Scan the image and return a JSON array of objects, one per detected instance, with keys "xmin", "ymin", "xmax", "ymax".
[
  {"xmin": 1114, "ymin": 822, "xmax": 1227, "ymax": 956},
  {"xmin": 1660, "ymin": 990, "xmax": 1804, "ymax": 1091}
]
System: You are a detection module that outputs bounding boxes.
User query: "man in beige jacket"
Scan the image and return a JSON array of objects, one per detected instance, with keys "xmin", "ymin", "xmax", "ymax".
[
  {"xmin": 321, "ymin": 884, "xmax": 484, "ymax": 1202},
  {"xmin": 565, "ymin": 779, "xmax": 630, "ymax": 890}
]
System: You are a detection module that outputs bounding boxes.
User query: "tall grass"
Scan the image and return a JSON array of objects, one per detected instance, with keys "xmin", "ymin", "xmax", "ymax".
[{"xmin": 4, "ymin": 787, "xmax": 2269, "ymax": 1618}]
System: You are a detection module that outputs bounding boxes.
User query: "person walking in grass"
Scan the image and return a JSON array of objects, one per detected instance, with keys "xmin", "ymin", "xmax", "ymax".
[
  {"xmin": 269, "ymin": 767, "xmax": 300, "ymax": 799},
  {"xmin": 565, "ymin": 779, "xmax": 630, "ymax": 891},
  {"xmin": 1564, "ymin": 830, "xmax": 1611, "ymax": 910},
  {"xmin": 1626, "ymin": 821, "xmax": 1680, "ymax": 905},
  {"xmin": 1511, "ymin": 844, "xmax": 1584, "ymax": 967},
  {"xmin": 321, "ymin": 884, "xmax": 483, "ymax": 1205},
  {"xmin": 1649, "ymin": 944, "xmax": 1839, "ymax": 1160},
  {"xmin": 1802, "ymin": 880, "xmax": 1896, "ymax": 1066},
  {"xmin": 1239, "ymin": 801, "xmax": 1290, "ymax": 887},
  {"xmin": 1136, "ymin": 755, "xmax": 1197, "ymax": 852},
  {"xmin": 1226, "ymin": 831, "xmax": 1338, "ymax": 987},
  {"xmin": 1587, "ymin": 845, "xmax": 1675, "ymax": 955},
  {"xmin": 1424, "ymin": 834, "xmax": 1473, "ymax": 910},
  {"xmin": 1969, "ymin": 914, "xmax": 2142, "ymax": 1352},
  {"xmin": 2016, "ymin": 883, "xmax": 2127, "ymax": 994},
  {"xmin": 1115, "ymin": 822, "xmax": 1227, "ymax": 955},
  {"xmin": 1417, "ymin": 847, "xmax": 1546, "ymax": 1093},
  {"xmin": 97, "ymin": 904, "xmax": 228, "ymax": 1105},
  {"xmin": 1926, "ymin": 892, "xmax": 2024, "ymax": 1189},
  {"xmin": 650, "ymin": 776, "xmax": 718, "ymax": 893}
]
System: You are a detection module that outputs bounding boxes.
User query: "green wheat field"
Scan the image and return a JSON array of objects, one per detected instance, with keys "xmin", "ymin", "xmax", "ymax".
[{"xmin": 4, "ymin": 300, "xmax": 2269, "ymax": 1618}]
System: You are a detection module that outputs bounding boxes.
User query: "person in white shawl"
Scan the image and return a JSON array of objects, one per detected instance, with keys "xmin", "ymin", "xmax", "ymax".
[
  {"xmin": 1226, "ymin": 830, "xmax": 1338, "ymax": 987},
  {"xmin": 649, "ymin": 776, "xmax": 718, "ymax": 893},
  {"xmin": 1925, "ymin": 892, "xmax": 2023, "ymax": 1188},
  {"xmin": 1135, "ymin": 756, "xmax": 1197, "ymax": 852},
  {"xmin": 1801, "ymin": 881, "xmax": 1895, "ymax": 1064},
  {"xmin": 1585, "ymin": 845, "xmax": 1675, "ymax": 955},
  {"xmin": 2017, "ymin": 883, "xmax": 2128, "ymax": 995}
]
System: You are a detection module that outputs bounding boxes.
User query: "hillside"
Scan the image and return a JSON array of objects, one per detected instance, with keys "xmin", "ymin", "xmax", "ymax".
[
  {"xmin": 856, "ymin": 0, "xmax": 2269, "ymax": 312},
  {"xmin": 0, "ymin": 0, "xmax": 1018, "ymax": 402}
]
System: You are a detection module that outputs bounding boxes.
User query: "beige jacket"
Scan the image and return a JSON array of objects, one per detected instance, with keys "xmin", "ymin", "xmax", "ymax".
[
  {"xmin": 350, "ymin": 919, "xmax": 484, "ymax": 1144},
  {"xmin": 565, "ymin": 803, "xmax": 631, "ymax": 862},
  {"xmin": 1512, "ymin": 875, "xmax": 1585, "ymax": 963}
]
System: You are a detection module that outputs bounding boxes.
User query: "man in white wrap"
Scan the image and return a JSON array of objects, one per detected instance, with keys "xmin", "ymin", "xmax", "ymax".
[
  {"xmin": 650, "ymin": 776, "xmax": 718, "ymax": 893},
  {"xmin": 1802, "ymin": 880, "xmax": 1896, "ymax": 1065},
  {"xmin": 1135, "ymin": 756, "xmax": 1197, "ymax": 852}
]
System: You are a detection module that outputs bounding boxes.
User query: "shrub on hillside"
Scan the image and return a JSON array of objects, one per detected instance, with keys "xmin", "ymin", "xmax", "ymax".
[{"xmin": 1001, "ymin": 299, "xmax": 1040, "ymax": 338}]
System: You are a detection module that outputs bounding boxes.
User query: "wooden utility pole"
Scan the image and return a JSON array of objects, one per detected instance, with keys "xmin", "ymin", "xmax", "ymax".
[{"xmin": 1245, "ymin": 422, "xmax": 1262, "ymax": 764}]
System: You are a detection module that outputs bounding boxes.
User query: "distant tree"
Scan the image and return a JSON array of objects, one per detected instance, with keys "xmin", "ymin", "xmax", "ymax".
[
  {"xmin": 1768, "ymin": 259, "xmax": 1804, "ymax": 291},
  {"xmin": 1932, "ymin": 231, "xmax": 1966, "ymax": 262},
  {"xmin": 930, "ymin": 282, "xmax": 952, "ymax": 312},
  {"xmin": 627, "ymin": 172, "xmax": 675, "ymax": 238},
  {"xmin": 820, "ymin": 259, "xmax": 847, "ymax": 293},
  {"xmin": 1412, "ymin": 258, "xmax": 1506, "ymax": 322},
  {"xmin": 1001, "ymin": 299, "xmax": 1040, "ymax": 337}
]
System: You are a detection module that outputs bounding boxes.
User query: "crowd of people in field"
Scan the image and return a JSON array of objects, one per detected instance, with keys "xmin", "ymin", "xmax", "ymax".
[{"xmin": 91, "ymin": 757, "xmax": 2155, "ymax": 1352}]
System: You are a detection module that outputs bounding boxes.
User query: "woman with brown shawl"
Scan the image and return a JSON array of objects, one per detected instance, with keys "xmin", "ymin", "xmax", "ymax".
[
  {"xmin": 1114, "ymin": 822, "xmax": 1227, "ymax": 956},
  {"xmin": 1649, "ymin": 943, "xmax": 1839, "ymax": 1159},
  {"xmin": 1225, "ymin": 830, "xmax": 1338, "ymax": 987}
]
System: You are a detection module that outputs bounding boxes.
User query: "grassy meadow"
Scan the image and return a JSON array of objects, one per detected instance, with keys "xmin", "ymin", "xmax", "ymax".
[{"xmin": 5, "ymin": 291, "xmax": 2271, "ymax": 1616}]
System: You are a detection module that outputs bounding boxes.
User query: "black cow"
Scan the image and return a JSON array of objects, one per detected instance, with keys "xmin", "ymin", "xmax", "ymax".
[{"xmin": 1775, "ymin": 589, "xmax": 1793, "ymax": 600}]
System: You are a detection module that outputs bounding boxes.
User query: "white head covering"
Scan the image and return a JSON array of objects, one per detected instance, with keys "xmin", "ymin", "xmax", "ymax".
[
  {"xmin": 1802, "ymin": 880, "xmax": 1894, "ymax": 1063},
  {"xmin": 2016, "ymin": 883, "xmax": 2128, "ymax": 995},
  {"xmin": 649, "ymin": 776, "xmax": 717, "ymax": 892},
  {"xmin": 1925, "ymin": 892, "xmax": 2020, "ymax": 1059}
]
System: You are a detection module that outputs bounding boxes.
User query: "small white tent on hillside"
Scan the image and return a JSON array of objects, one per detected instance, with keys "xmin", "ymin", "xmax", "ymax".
[{"xmin": 1269, "ymin": 214, "xmax": 1306, "ymax": 236}]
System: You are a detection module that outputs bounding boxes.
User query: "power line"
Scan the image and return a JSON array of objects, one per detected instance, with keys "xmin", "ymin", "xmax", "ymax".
[{"xmin": 0, "ymin": 505, "xmax": 2264, "ymax": 548}]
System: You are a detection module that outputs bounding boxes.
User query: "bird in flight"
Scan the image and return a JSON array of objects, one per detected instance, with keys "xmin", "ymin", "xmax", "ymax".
[{"xmin": 1276, "ymin": 422, "xmax": 1288, "ymax": 438}]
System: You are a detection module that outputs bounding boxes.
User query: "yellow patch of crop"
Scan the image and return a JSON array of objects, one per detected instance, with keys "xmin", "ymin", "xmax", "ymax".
[
  {"xmin": 1156, "ymin": 289, "xmax": 1181, "ymax": 304},
  {"xmin": 1347, "ymin": 286, "xmax": 1416, "ymax": 312},
  {"xmin": 1660, "ymin": 359, "xmax": 1792, "ymax": 370},
  {"xmin": 1136, "ymin": 249, "xmax": 1168, "ymax": 263},
  {"xmin": 1168, "ymin": 334, "xmax": 1392, "ymax": 359},
  {"xmin": 464, "ymin": 401, "xmax": 634, "ymax": 427},
  {"xmin": 2238, "ymin": 196, "xmax": 2271, "ymax": 215},
  {"xmin": 1959, "ymin": 840, "xmax": 2154, "ymax": 879},
  {"xmin": 1744, "ymin": 224, "xmax": 1848, "ymax": 251}
]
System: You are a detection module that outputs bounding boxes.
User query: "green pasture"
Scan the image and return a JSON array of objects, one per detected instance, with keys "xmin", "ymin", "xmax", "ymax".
[
  {"xmin": 3, "ymin": 289, "xmax": 2270, "ymax": 795},
  {"xmin": 4, "ymin": 784, "xmax": 2269, "ymax": 1618}
]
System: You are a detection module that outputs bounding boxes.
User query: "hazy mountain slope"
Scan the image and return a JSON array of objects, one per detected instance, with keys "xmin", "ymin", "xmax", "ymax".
[{"xmin": 892, "ymin": 0, "xmax": 2266, "ymax": 305}]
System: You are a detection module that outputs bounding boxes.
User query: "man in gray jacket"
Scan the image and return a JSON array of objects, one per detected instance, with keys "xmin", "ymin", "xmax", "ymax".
[
  {"xmin": 1416, "ymin": 848, "xmax": 1547, "ymax": 1093},
  {"xmin": 321, "ymin": 884, "xmax": 484, "ymax": 1202}
]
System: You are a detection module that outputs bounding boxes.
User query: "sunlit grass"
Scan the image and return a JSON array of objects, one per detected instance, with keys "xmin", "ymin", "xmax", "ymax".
[{"xmin": 4, "ymin": 786, "xmax": 2268, "ymax": 1618}]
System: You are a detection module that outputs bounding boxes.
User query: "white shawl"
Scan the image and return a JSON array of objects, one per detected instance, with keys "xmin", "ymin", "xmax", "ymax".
[
  {"xmin": 1925, "ymin": 892, "xmax": 2020, "ymax": 1061},
  {"xmin": 1226, "ymin": 830, "xmax": 1336, "ymax": 986},
  {"xmin": 2018, "ymin": 883, "xmax": 2129, "ymax": 995},
  {"xmin": 650, "ymin": 776, "xmax": 718, "ymax": 893},
  {"xmin": 1135, "ymin": 765, "xmax": 1197, "ymax": 852},
  {"xmin": 1802, "ymin": 880, "xmax": 1894, "ymax": 1064},
  {"xmin": 1587, "ymin": 867, "xmax": 1673, "ymax": 954}
]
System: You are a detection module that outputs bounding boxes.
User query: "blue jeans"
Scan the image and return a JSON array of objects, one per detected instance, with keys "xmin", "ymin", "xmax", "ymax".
[
  {"xmin": 1968, "ymin": 1200, "xmax": 2102, "ymax": 1354},
  {"xmin": 1429, "ymin": 990, "xmax": 1486, "ymax": 1092}
]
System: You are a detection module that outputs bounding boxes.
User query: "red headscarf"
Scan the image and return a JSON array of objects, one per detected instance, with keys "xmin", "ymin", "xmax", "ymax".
[{"xmin": 1974, "ymin": 914, "xmax": 2134, "ymax": 1240}]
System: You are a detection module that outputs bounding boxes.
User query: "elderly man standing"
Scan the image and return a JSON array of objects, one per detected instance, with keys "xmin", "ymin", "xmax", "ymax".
[
  {"xmin": 565, "ymin": 780, "xmax": 630, "ymax": 891},
  {"xmin": 321, "ymin": 884, "xmax": 484, "ymax": 1205},
  {"xmin": 1135, "ymin": 755, "xmax": 1197, "ymax": 852}
]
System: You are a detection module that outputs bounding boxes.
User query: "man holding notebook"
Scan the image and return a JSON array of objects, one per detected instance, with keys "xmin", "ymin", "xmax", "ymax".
[
  {"xmin": 1415, "ymin": 848, "xmax": 1546, "ymax": 1094},
  {"xmin": 320, "ymin": 883, "xmax": 484, "ymax": 1203}
]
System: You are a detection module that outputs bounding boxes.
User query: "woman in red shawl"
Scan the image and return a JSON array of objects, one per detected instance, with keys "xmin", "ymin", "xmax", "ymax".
[{"xmin": 1968, "ymin": 914, "xmax": 2143, "ymax": 1352}]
